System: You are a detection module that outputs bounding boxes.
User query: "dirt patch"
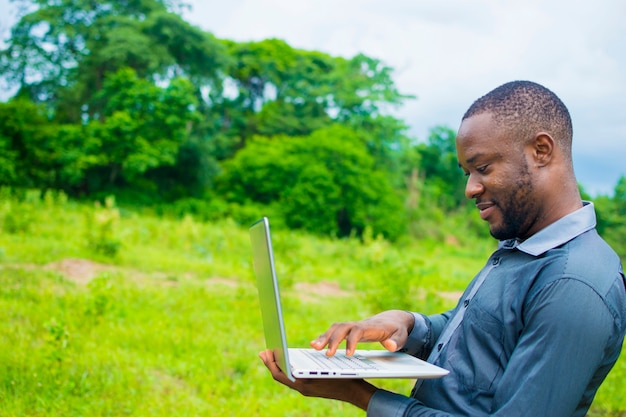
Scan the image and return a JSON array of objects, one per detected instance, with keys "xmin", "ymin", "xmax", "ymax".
[
  {"xmin": 150, "ymin": 369, "xmax": 190, "ymax": 395},
  {"xmin": 207, "ymin": 277, "xmax": 240, "ymax": 288},
  {"xmin": 44, "ymin": 258, "xmax": 115, "ymax": 285},
  {"xmin": 294, "ymin": 281, "xmax": 352, "ymax": 302},
  {"xmin": 43, "ymin": 258, "xmax": 181, "ymax": 287},
  {"xmin": 10, "ymin": 258, "xmax": 246, "ymax": 289},
  {"xmin": 437, "ymin": 291, "xmax": 464, "ymax": 301},
  {"xmin": 444, "ymin": 235, "xmax": 460, "ymax": 246}
]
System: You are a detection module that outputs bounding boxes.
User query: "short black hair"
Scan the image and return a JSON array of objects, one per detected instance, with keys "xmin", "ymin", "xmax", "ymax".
[{"xmin": 463, "ymin": 81, "xmax": 573, "ymax": 157}]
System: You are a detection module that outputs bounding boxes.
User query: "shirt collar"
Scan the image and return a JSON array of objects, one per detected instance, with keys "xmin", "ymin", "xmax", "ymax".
[{"xmin": 498, "ymin": 201, "xmax": 596, "ymax": 256}]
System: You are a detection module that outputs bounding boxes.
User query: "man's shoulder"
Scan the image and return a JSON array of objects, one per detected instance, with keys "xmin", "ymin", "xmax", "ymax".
[
  {"xmin": 541, "ymin": 228, "xmax": 623, "ymax": 299},
  {"xmin": 565, "ymin": 229, "xmax": 620, "ymax": 273}
]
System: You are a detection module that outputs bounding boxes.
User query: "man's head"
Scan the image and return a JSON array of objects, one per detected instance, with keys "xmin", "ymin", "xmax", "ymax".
[
  {"xmin": 456, "ymin": 81, "xmax": 581, "ymax": 241},
  {"xmin": 463, "ymin": 80, "xmax": 573, "ymax": 161}
]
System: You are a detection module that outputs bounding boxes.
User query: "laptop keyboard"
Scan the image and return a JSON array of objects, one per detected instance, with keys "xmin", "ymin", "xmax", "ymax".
[{"xmin": 302, "ymin": 350, "xmax": 380, "ymax": 370}]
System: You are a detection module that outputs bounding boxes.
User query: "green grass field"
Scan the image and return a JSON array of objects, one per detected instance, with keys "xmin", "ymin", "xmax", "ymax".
[{"xmin": 0, "ymin": 191, "xmax": 624, "ymax": 416}]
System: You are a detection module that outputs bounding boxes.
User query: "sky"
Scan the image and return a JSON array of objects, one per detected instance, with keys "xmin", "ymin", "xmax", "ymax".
[{"xmin": 1, "ymin": 0, "xmax": 624, "ymax": 195}]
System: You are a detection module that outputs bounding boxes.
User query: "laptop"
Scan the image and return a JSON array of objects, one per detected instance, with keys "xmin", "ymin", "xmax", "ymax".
[{"xmin": 249, "ymin": 217, "xmax": 449, "ymax": 381}]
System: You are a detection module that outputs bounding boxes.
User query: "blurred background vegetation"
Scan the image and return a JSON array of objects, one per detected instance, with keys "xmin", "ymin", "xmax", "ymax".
[
  {"xmin": 0, "ymin": 0, "xmax": 624, "ymax": 415},
  {"xmin": 1, "ymin": 0, "xmax": 622, "ymax": 250}
]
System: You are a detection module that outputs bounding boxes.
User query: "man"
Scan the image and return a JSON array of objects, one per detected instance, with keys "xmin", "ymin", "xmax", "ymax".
[{"xmin": 260, "ymin": 81, "xmax": 626, "ymax": 416}]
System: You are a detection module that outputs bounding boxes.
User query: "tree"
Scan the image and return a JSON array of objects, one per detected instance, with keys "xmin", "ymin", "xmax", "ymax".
[
  {"xmin": 0, "ymin": 0, "xmax": 228, "ymax": 123},
  {"xmin": 416, "ymin": 125, "xmax": 466, "ymax": 209},
  {"xmin": 0, "ymin": 98, "xmax": 101, "ymax": 191},
  {"xmin": 82, "ymin": 68, "xmax": 199, "ymax": 193},
  {"xmin": 0, "ymin": 0, "xmax": 415, "ymax": 215},
  {"xmin": 0, "ymin": 99, "xmax": 58, "ymax": 187},
  {"xmin": 345, "ymin": 114, "xmax": 417, "ymax": 187},
  {"xmin": 212, "ymin": 39, "xmax": 412, "ymax": 159},
  {"xmin": 593, "ymin": 176, "xmax": 626, "ymax": 263},
  {"xmin": 614, "ymin": 175, "xmax": 626, "ymax": 217},
  {"xmin": 219, "ymin": 125, "xmax": 406, "ymax": 239}
]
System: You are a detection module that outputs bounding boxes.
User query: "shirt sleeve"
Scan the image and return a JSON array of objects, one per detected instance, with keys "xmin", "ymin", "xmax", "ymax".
[
  {"xmin": 401, "ymin": 310, "xmax": 453, "ymax": 360},
  {"xmin": 367, "ymin": 390, "xmax": 455, "ymax": 417},
  {"xmin": 367, "ymin": 310, "xmax": 457, "ymax": 417}
]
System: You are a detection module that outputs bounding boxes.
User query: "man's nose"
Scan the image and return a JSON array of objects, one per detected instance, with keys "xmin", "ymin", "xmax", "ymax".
[{"xmin": 465, "ymin": 174, "xmax": 484, "ymax": 199}]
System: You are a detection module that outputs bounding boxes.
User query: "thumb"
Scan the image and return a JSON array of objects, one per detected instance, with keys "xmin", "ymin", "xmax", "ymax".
[{"xmin": 380, "ymin": 338, "xmax": 399, "ymax": 352}]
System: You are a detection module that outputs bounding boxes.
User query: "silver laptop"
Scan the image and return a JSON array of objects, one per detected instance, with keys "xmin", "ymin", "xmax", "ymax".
[{"xmin": 249, "ymin": 217, "xmax": 449, "ymax": 381}]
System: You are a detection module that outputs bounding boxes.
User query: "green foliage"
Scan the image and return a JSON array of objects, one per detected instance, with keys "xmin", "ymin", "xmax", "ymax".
[
  {"xmin": 0, "ymin": 133, "xmax": 17, "ymax": 183},
  {"xmin": 595, "ymin": 175, "xmax": 626, "ymax": 263},
  {"xmin": 222, "ymin": 38, "xmax": 409, "ymax": 119},
  {"xmin": 219, "ymin": 125, "xmax": 406, "ymax": 239},
  {"xmin": 348, "ymin": 115, "xmax": 417, "ymax": 178},
  {"xmin": 88, "ymin": 68, "xmax": 199, "ymax": 184},
  {"xmin": 0, "ymin": 2, "xmax": 416, "ymax": 213},
  {"xmin": 154, "ymin": 196, "xmax": 229, "ymax": 222},
  {"xmin": 415, "ymin": 125, "xmax": 466, "ymax": 209},
  {"xmin": 0, "ymin": 0, "xmax": 624, "ymax": 250},
  {"xmin": 208, "ymin": 37, "xmax": 413, "ymax": 159},
  {"xmin": 84, "ymin": 196, "xmax": 121, "ymax": 257},
  {"xmin": 0, "ymin": 100, "xmax": 54, "ymax": 186},
  {"xmin": 0, "ymin": 0, "xmax": 224, "ymax": 113},
  {"xmin": 44, "ymin": 318, "xmax": 71, "ymax": 363},
  {"xmin": 1, "ymin": 189, "xmax": 38, "ymax": 234},
  {"xmin": 146, "ymin": 137, "xmax": 221, "ymax": 201},
  {"xmin": 614, "ymin": 175, "xmax": 626, "ymax": 217}
]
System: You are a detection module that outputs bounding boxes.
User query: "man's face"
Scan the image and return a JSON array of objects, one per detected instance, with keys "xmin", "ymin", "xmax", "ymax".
[{"xmin": 456, "ymin": 112, "xmax": 540, "ymax": 241}]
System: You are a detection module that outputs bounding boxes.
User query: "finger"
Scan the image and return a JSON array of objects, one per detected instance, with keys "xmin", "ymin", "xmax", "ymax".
[
  {"xmin": 326, "ymin": 322, "xmax": 362, "ymax": 356},
  {"xmin": 344, "ymin": 327, "xmax": 366, "ymax": 356},
  {"xmin": 311, "ymin": 323, "xmax": 344, "ymax": 347},
  {"xmin": 310, "ymin": 334, "xmax": 327, "ymax": 350},
  {"xmin": 259, "ymin": 349, "xmax": 278, "ymax": 372},
  {"xmin": 259, "ymin": 350, "xmax": 294, "ymax": 385},
  {"xmin": 380, "ymin": 338, "xmax": 399, "ymax": 352},
  {"xmin": 259, "ymin": 350, "xmax": 285, "ymax": 376},
  {"xmin": 311, "ymin": 323, "xmax": 352, "ymax": 356},
  {"xmin": 259, "ymin": 350, "xmax": 273, "ymax": 366}
]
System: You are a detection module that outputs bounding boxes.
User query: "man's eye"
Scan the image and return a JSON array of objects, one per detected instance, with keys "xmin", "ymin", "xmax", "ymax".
[{"xmin": 477, "ymin": 165, "xmax": 488, "ymax": 173}]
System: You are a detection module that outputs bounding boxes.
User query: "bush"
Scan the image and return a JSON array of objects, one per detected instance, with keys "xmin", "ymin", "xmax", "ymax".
[{"xmin": 218, "ymin": 125, "xmax": 406, "ymax": 240}]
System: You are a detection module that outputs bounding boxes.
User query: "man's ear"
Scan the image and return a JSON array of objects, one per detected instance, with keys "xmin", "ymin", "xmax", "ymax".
[{"xmin": 532, "ymin": 133, "xmax": 555, "ymax": 167}]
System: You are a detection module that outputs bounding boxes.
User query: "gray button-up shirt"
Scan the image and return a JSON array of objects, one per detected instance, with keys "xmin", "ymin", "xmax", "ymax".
[{"xmin": 368, "ymin": 203, "xmax": 626, "ymax": 417}]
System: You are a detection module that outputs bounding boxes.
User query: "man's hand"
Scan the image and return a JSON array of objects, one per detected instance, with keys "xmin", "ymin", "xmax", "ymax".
[
  {"xmin": 259, "ymin": 350, "xmax": 377, "ymax": 410},
  {"xmin": 310, "ymin": 310, "xmax": 415, "ymax": 356}
]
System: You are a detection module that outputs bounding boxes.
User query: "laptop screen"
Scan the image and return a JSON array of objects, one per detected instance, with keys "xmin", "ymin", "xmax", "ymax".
[{"xmin": 249, "ymin": 217, "xmax": 295, "ymax": 381}]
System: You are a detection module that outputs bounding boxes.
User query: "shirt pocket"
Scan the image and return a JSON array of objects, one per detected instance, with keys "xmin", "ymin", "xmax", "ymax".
[{"xmin": 446, "ymin": 301, "xmax": 505, "ymax": 394}]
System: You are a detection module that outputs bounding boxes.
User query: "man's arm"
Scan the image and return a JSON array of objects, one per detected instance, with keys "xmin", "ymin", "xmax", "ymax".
[{"xmin": 401, "ymin": 310, "xmax": 454, "ymax": 360}]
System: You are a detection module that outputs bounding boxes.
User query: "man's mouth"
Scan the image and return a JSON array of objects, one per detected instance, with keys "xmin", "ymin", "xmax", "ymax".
[{"xmin": 476, "ymin": 201, "xmax": 496, "ymax": 220}]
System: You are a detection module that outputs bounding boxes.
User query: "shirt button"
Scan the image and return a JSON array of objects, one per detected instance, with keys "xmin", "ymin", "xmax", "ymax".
[
  {"xmin": 437, "ymin": 343, "xmax": 443, "ymax": 351},
  {"xmin": 463, "ymin": 299, "xmax": 470, "ymax": 308},
  {"xmin": 492, "ymin": 257, "xmax": 500, "ymax": 266}
]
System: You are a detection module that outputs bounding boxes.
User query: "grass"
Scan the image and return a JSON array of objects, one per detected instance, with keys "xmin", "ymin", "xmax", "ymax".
[{"xmin": 0, "ymin": 189, "xmax": 624, "ymax": 416}]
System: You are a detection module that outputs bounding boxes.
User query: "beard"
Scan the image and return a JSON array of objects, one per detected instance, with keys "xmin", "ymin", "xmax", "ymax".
[{"xmin": 488, "ymin": 162, "xmax": 537, "ymax": 241}]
